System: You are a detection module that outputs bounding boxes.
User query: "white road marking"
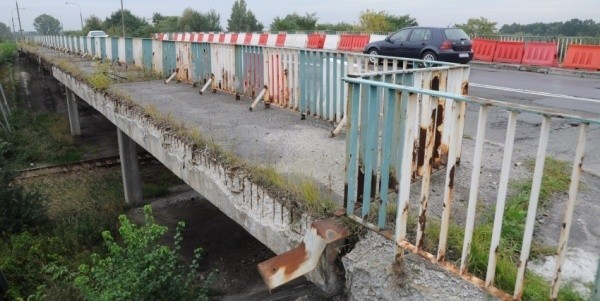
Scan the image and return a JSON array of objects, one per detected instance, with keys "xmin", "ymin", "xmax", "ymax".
[{"xmin": 470, "ymin": 83, "xmax": 600, "ymax": 104}]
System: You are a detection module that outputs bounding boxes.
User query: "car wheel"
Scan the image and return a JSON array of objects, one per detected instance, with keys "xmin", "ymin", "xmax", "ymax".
[
  {"xmin": 368, "ymin": 48, "xmax": 380, "ymax": 64},
  {"xmin": 422, "ymin": 51, "xmax": 437, "ymax": 61},
  {"xmin": 421, "ymin": 51, "xmax": 437, "ymax": 67}
]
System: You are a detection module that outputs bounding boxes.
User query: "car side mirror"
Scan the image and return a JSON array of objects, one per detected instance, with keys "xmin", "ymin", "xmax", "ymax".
[{"xmin": 385, "ymin": 37, "xmax": 391, "ymax": 42}]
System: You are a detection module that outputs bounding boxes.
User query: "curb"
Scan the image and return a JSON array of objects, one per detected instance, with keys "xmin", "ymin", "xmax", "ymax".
[{"xmin": 469, "ymin": 61, "xmax": 600, "ymax": 79}]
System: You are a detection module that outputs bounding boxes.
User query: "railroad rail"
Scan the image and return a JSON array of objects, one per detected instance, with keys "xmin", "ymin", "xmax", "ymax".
[{"xmin": 15, "ymin": 152, "xmax": 156, "ymax": 181}]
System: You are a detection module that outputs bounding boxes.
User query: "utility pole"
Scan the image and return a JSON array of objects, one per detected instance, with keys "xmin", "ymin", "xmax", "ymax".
[
  {"xmin": 65, "ymin": 2, "xmax": 83, "ymax": 31},
  {"xmin": 15, "ymin": 1, "xmax": 23, "ymax": 40},
  {"xmin": 120, "ymin": 0, "xmax": 125, "ymax": 37},
  {"xmin": 11, "ymin": 17, "xmax": 16, "ymax": 42}
]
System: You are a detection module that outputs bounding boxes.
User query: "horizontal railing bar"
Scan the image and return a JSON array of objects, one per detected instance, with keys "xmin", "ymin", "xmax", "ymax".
[{"xmin": 343, "ymin": 77, "xmax": 600, "ymax": 125}]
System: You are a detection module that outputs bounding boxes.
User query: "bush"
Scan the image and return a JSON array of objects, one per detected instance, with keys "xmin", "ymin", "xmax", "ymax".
[
  {"xmin": 0, "ymin": 232, "xmax": 67, "ymax": 299},
  {"xmin": 0, "ymin": 43, "xmax": 16, "ymax": 66},
  {"xmin": 0, "ymin": 141, "xmax": 48, "ymax": 233},
  {"xmin": 74, "ymin": 206, "xmax": 212, "ymax": 301}
]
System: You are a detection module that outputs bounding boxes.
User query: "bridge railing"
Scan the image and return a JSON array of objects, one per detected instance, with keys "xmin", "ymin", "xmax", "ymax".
[
  {"xmin": 33, "ymin": 35, "xmax": 465, "ymax": 124},
  {"xmin": 343, "ymin": 71, "xmax": 600, "ymax": 299}
]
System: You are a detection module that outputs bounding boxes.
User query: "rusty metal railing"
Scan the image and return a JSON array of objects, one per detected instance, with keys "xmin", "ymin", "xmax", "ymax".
[{"xmin": 343, "ymin": 74, "xmax": 600, "ymax": 299}]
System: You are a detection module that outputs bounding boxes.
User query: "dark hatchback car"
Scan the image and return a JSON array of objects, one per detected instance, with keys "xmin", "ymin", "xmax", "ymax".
[{"xmin": 363, "ymin": 27, "xmax": 473, "ymax": 64}]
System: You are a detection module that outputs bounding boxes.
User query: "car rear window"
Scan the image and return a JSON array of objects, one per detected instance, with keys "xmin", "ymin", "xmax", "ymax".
[{"xmin": 443, "ymin": 29, "xmax": 469, "ymax": 40}]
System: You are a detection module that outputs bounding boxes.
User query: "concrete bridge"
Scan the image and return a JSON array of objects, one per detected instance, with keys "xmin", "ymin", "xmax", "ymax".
[{"xmin": 22, "ymin": 36, "xmax": 600, "ymax": 300}]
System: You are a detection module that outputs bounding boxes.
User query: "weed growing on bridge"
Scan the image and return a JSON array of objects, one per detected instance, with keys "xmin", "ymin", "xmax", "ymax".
[
  {"xmin": 421, "ymin": 157, "xmax": 582, "ymax": 300},
  {"xmin": 142, "ymin": 103, "xmax": 337, "ymax": 217},
  {"xmin": 87, "ymin": 62, "xmax": 112, "ymax": 91}
]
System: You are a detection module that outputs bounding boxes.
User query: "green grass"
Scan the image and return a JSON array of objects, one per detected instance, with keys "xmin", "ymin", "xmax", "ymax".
[
  {"xmin": 32, "ymin": 168, "xmax": 125, "ymax": 250},
  {"xmin": 420, "ymin": 157, "xmax": 582, "ymax": 300},
  {"xmin": 141, "ymin": 164, "xmax": 185, "ymax": 198},
  {"xmin": 4, "ymin": 109, "xmax": 84, "ymax": 166},
  {"xmin": 0, "ymin": 43, "xmax": 17, "ymax": 65}
]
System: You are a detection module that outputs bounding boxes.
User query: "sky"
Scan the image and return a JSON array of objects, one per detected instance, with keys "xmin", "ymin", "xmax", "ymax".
[{"xmin": 2, "ymin": 0, "xmax": 599, "ymax": 32}]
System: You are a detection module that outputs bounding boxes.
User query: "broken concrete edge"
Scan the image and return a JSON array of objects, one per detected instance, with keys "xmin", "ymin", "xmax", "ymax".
[
  {"xmin": 257, "ymin": 219, "xmax": 350, "ymax": 291},
  {"xmin": 21, "ymin": 46, "xmax": 352, "ymax": 296}
]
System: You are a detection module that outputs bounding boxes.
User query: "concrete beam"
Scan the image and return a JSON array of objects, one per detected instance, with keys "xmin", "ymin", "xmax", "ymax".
[
  {"xmin": 117, "ymin": 129, "xmax": 142, "ymax": 205},
  {"xmin": 65, "ymin": 88, "xmax": 81, "ymax": 136},
  {"xmin": 52, "ymin": 66, "xmax": 344, "ymax": 296}
]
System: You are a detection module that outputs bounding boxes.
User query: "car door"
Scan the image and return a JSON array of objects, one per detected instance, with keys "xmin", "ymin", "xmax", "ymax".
[
  {"xmin": 380, "ymin": 28, "xmax": 412, "ymax": 57},
  {"xmin": 402, "ymin": 28, "xmax": 431, "ymax": 58}
]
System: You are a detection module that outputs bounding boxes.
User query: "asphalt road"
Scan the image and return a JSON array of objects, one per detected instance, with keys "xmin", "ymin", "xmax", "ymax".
[
  {"xmin": 470, "ymin": 67, "xmax": 600, "ymax": 115},
  {"xmin": 466, "ymin": 67, "xmax": 600, "ymax": 175}
]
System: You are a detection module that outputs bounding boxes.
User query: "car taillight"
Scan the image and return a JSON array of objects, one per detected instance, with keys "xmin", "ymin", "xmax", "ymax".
[{"xmin": 440, "ymin": 40, "xmax": 452, "ymax": 50}]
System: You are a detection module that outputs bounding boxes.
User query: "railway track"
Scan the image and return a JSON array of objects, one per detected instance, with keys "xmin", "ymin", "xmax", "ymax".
[{"xmin": 16, "ymin": 152, "xmax": 157, "ymax": 181}]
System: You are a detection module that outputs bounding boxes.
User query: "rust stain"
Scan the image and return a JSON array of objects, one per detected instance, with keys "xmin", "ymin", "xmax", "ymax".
[
  {"xmin": 417, "ymin": 126, "xmax": 428, "ymax": 176},
  {"xmin": 417, "ymin": 201, "xmax": 428, "ymax": 249},
  {"xmin": 439, "ymin": 143, "xmax": 449, "ymax": 166},
  {"xmin": 431, "ymin": 76, "xmax": 440, "ymax": 91},
  {"xmin": 461, "ymin": 81, "xmax": 469, "ymax": 95},
  {"xmin": 432, "ymin": 102, "xmax": 445, "ymax": 168},
  {"xmin": 257, "ymin": 242, "xmax": 308, "ymax": 287},
  {"xmin": 313, "ymin": 220, "xmax": 349, "ymax": 243},
  {"xmin": 448, "ymin": 165, "xmax": 455, "ymax": 189}
]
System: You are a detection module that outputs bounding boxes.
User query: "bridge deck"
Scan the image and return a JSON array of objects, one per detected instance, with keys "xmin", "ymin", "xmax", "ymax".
[{"xmin": 116, "ymin": 80, "xmax": 347, "ymax": 203}]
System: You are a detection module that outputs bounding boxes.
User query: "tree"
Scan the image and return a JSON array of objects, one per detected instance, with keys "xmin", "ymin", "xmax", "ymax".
[
  {"xmin": 386, "ymin": 14, "xmax": 418, "ymax": 30},
  {"xmin": 103, "ymin": 9, "xmax": 150, "ymax": 37},
  {"xmin": 358, "ymin": 9, "xmax": 417, "ymax": 32},
  {"xmin": 270, "ymin": 13, "xmax": 317, "ymax": 31},
  {"xmin": 152, "ymin": 12, "xmax": 166, "ymax": 25},
  {"xmin": 82, "ymin": 15, "xmax": 103, "ymax": 34},
  {"xmin": 455, "ymin": 17, "xmax": 497, "ymax": 36},
  {"xmin": 33, "ymin": 14, "xmax": 62, "ymax": 35},
  {"xmin": 179, "ymin": 8, "xmax": 222, "ymax": 32},
  {"xmin": 227, "ymin": 0, "xmax": 263, "ymax": 32},
  {"xmin": 316, "ymin": 22, "xmax": 356, "ymax": 32},
  {"xmin": 155, "ymin": 16, "xmax": 179, "ymax": 32},
  {"xmin": 0, "ymin": 22, "xmax": 11, "ymax": 42},
  {"xmin": 498, "ymin": 18, "xmax": 600, "ymax": 37}
]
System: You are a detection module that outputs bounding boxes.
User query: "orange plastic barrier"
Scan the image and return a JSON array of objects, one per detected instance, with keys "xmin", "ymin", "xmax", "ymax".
[
  {"xmin": 472, "ymin": 39, "xmax": 497, "ymax": 62},
  {"xmin": 307, "ymin": 34, "xmax": 325, "ymax": 49},
  {"xmin": 563, "ymin": 45, "xmax": 600, "ymax": 71},
  {"xmin": 338, "ymin": 34, "xmax": 354, "ymax": 51},
  {"xmin": 338, "ymin": 34, "xmax": 369, "ymax": 52},
  {"xmin": 230, "ymin": 33, "xmax": 239, "ymax": 44},
  {"xmin": 521, "ymin": 42, "xmax": 558, "ymax": 67},
  {"xmin": 243, "ymin": 33, "xmax": 253, "ymax": 45},
  {"xmin": 258, "ymin": 33, "xmax": 269, "ymax": 45},
  {"xmin": 275, "ymin": 33, "xmax": 286, "ymax": 47},
  {"xmin": 493, "ymin": 41, "xmax": 525, "ymax": 64},
  {"xmin": 218, "ymin": 33, "xmax": 225, "ymax": 43},
  {"xmin": 351, "ymin": 35, "xmax": 370, "ymax": 52}
]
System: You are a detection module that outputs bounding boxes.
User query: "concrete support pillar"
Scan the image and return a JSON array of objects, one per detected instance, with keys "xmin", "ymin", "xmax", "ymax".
[
  {"xmin": 65, "ymin": 88, "xmax": 81, "ymax": 136},
  {"xmin": 117, "ymin": 129, "xmax": 142, "ymax": 205}
]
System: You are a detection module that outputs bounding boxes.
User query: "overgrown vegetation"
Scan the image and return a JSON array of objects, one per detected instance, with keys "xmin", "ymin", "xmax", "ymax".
[
  {"xmin": 420, "ymin": 157, "xmax": 583, "ymax": 300},
  {"xmin": 0, "ymin": 43, "xmax": 17, "ymax": 65},
  {"xmin": 74, "ymin": 206, "xmax": 212, "ymax": 301},
  {"xmin": 0, "ymin": 48, "xmax": 208, "ymax": 300}
]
